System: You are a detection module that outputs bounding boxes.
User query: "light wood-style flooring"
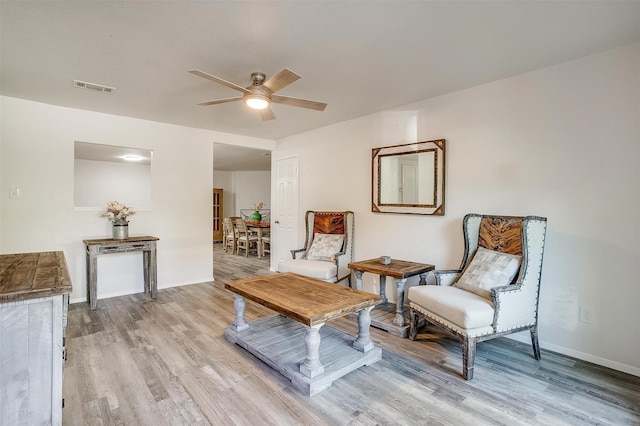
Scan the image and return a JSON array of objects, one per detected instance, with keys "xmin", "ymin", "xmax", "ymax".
[{"xmin": 62, "ymin": 245, "xmax": 640, "ymax": 425}]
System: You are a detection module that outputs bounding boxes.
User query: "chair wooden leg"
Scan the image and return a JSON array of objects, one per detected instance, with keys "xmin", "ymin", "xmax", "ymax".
[
  {"xmin": 409, "ymin": 308, "xmax": 419, "ymax": 341},
  {"xmin": 530, "ymin": 325, "xmax": 541, "ymax": 360},
  {"xmin": 462, "ymin": 336, "xmax": 476, "ymax": 380}
]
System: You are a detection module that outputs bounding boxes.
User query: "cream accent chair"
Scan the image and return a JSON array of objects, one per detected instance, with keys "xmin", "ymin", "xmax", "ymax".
[
  {"xmin": 278, "ymin": 211, "xmax": 354, "ymax": 286},
  {"xmin": 408, "ymin": 214, "xmax": 547, "ymax": 380}
]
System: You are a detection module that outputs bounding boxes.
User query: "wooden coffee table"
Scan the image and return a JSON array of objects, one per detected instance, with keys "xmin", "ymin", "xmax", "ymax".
[
  {"xmin": 349, "ymin": 258, "xmax": 434, "ymax": 338},
  {"xmin": 224, "ymin": 272, "xmax": 382, "ymax": 396}
]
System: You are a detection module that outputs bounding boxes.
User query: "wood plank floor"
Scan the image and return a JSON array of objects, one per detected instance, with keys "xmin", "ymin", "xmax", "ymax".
[{"xmin": 62, "ymin": 244, "xmax": 640, "ymax": 425}]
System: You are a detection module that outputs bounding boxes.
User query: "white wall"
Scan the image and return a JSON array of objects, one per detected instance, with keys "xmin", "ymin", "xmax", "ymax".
[
  {"xmin": 213, "ymin": 170, "xmax": 271, "ymax": 218},
  {"xmin": 274, "ymin": 43, "xmax": 640, "ymax": 375},
  {"xmin": 0, "ymin": 97, "xmax": 273, "ymax": 303},
  {"xmin": 74, "ymin": 158, "xmax": 152, "ymax": 208},
  {"xmin": 234, "ymin": 171, "xmax": 271, "ymax": 215}
]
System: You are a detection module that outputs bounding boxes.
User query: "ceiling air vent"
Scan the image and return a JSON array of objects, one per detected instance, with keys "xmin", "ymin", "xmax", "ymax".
[{"xmin": 72, "ymin": 80, "xmax": 115, "ymax": 94}]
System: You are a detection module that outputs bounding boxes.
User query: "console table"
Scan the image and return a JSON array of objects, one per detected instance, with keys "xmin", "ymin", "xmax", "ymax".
[
  {"xmin": 348, "ymin": 258, "xmax": 434, "ymax": 338},
  {"xmin": 84, "ymin": 236, "xmax": 159, "ymax": 310}
]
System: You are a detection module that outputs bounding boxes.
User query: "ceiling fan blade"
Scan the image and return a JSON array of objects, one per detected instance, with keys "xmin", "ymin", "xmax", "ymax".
[
  {"xmin": 271, "ymin": 95, "xmax": 327, "ymax": 111},
  {"xmin": 189, "ymin": 70, "xmax": 251, "ymax": 94},
  {"xmin": 197, "ymin": 96, "xmax": 243, "ymax": 106},
  {"xmin": 263, "ymin": 68, "xmax": 301, "ymax": 93},
  {"xmin": 259, "ymin": 107, "xmax": 276, "ymax": 121}
]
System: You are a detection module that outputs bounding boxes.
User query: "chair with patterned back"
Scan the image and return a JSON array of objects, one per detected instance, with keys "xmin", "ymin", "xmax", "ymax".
[
  {"xmin": 278, "ymin": 210, "xmax": 354, "ymax": 286},
  {"xmin": 234, "ymin": 218, "xmax": 259, "ymax": 257},
  {"xmin": 407, "ymin": 214, "xmax": 547, "ymax": 380}
]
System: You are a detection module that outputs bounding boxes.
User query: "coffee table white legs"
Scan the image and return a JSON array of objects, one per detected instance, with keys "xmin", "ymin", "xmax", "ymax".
[
  {"xmin": 353, "ymin": 306, "xmax": 375, "ymax": 352},
  {"xmin": 231, "ymin": 294, "xmax": 249, "ymax": 332},
  {"xmin": 394, "ymin": 278, "xmax": 407, "ymax": 327},
  {"xmin": 300, "ymin": 324, "xmax": 325, "ymax": 378}
]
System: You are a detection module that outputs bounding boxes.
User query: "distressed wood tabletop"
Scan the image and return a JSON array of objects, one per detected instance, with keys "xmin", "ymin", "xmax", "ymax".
[
  {"xmin": 225, "ymin": 272, "xmax": 381, "ymax": 326},
  {"xmin": 348, "ymin": 258, "xmax": 434, "ymax": 279},
  {"xmin": 0, "ymin": 251, "xmax": 72, "ymax": 302},
  {"xmin": 83, "ymin": 236, "xmax": 159, "ymax": 245}
]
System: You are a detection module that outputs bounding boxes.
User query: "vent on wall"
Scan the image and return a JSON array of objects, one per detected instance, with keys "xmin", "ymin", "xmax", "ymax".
[{"xmin": 72, "ymin": 80, "xmax": 115, "ymax": 94}]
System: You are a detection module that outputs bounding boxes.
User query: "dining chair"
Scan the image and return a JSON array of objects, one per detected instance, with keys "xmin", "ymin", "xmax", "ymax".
[
  {"xmin": 234, "ymin": 218, "xmax": 259, "ymax": 257},
  {"xmin": 260, "ymin": 236, "xmax": 271, "ymax": 258},
  {"xmin": 223, "ymin": 217, "xmax": 239, "ymax": 254}
]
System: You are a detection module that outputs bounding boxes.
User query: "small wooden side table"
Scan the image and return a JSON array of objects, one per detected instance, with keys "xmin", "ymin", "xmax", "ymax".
[
  {"xmin": 348, "ymin": 258, "xmax": 434, "ymax": 338},
  {"xmin": 84, "ymin": 236, "xmax": 159, "ymax": 310}
]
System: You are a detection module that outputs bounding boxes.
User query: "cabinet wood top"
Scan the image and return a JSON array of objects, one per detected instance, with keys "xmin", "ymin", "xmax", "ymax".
[
  {"xmin": 0, "ymin": 251, "xmax": 72, "ymax": 302},
  {"xmin": 225, "ymin": 272, "xmax": 381, "ymax": 326},
  {"xmin": 348, "ymin": 258, "xmax": 435, "ymax": 278}
]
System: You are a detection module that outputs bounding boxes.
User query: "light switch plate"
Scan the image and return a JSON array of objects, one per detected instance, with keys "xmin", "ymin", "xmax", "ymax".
[{"xmin": 9, "ymin": 187, "xmax": 20, "ymax": 199}]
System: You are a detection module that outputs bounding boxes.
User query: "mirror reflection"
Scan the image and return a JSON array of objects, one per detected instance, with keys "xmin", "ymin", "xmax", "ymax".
[
  {"xmin": 372, "ymin": 139, "xmax": 445, "ymax": 215},
  {"xmin": 379, "ymin": 151, "xmax": 435, "ymax": 204},
  {"xmin": 74, "ymin": 141, "xmax": 153, "ymax": 209}
]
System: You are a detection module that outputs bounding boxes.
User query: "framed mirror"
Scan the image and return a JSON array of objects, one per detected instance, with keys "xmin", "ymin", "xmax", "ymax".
[
  {"xmin": 74, "ymin": 141, "xmax": 153, "ymax": 210},
  {"xmin": 372, "ymin": 139, "xmax": 445, "ymax": 215}
]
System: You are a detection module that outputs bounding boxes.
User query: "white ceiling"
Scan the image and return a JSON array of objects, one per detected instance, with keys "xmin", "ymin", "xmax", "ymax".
[{"xmin": 1, "ymin": 1, "xmax": 639, "ymax": 171}]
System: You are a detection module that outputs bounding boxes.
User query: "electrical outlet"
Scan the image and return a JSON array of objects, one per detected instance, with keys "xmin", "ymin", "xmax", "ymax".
[
  {"xmin": 579, "ymin": 305, "xmax": 594, "ymax": 324},
  {"xmin": 9, "ymin": 187, "xmax": 20, "ymax": 199}
]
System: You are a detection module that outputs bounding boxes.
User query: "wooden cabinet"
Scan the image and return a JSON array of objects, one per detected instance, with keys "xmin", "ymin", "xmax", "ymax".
[
  {"xmin": 213, "ymin": 188, "xmax": 224, "ymax": 242},
  {"xmin": 0, "ymin": 251, "xmax": 72, "ymax": 426}
]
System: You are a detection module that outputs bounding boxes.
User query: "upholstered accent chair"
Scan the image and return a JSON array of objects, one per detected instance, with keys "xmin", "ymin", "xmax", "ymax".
[
  {"xmin": 234, "ymin": 218, "xmax": 259, "ymax": 257},
  {"xmin": 278, "ymin": 211, "xmax": 354, "ymax": 286},
  {"xmin": 407, "ymin": 214, "xmax": 547, "ymax": 380}
]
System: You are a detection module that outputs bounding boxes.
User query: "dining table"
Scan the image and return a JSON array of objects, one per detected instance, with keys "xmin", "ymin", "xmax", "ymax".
[{"xmin": 245, "ymin": 221, "xmax": 270, "ymax": 257}]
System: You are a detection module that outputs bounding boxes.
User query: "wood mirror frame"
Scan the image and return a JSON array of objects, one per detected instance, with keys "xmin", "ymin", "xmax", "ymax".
[{"xmin": 372, "ymin": 139, "xmax": 445, "ymax": 215}]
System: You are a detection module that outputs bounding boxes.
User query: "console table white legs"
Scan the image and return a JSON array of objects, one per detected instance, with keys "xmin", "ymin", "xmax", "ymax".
[{"xmin": 84, "ymin": 236, "xmax": 159, "ymax": 310}]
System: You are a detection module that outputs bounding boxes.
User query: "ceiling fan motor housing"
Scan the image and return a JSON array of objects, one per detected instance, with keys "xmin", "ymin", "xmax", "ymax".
[{"xmin": 250, "ymin": 72, "xmax": 266, "ymax": 86}]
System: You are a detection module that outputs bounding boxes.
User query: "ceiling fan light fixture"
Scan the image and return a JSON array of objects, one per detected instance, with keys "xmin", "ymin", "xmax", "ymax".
[{"xmin": 244, "ymin": 94, "xmax": 270, "ymax": 110}]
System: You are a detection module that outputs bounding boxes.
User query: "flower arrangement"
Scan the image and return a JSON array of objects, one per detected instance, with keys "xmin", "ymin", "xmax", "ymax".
[
  {"xmin": 255, "ymin": 202, "xmax": 264, "ymax": 211},
  {"xmin": 103, "ymin": 201, "xmax": 136, "ymax": 224}
]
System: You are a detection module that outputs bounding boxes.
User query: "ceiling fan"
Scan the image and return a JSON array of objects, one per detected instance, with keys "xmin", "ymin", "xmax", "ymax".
[{"xmin": 189, "ymin": 68, "xmax": 327, "ymax": 121}]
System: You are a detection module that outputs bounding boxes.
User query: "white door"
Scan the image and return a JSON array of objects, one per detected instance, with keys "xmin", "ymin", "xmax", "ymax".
[
  {"xmin": 401, "ymin": 163, "xmax": 418, "ymax": 203},
  {"xmin": 272, "ymin": 155, "xmax": 299, "ymax": 269}
]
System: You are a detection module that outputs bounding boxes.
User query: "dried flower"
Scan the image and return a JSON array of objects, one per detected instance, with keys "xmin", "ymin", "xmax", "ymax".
[
  {"xmin": 255, "ymin": 202, "xmax": 264, "ymax": 211},
  {"xmin": 103, "ymin": 201, "xmax": 136, "ymax": 223}
]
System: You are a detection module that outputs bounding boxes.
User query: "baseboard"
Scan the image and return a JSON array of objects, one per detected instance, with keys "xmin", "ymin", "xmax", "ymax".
[
  {"xmin": 507, "ymin": 333, "xmax": 640, "ymax": 377},
  {"xmin": 69, "ymin": 278, "xmax": 213, "ymax": 305}
]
